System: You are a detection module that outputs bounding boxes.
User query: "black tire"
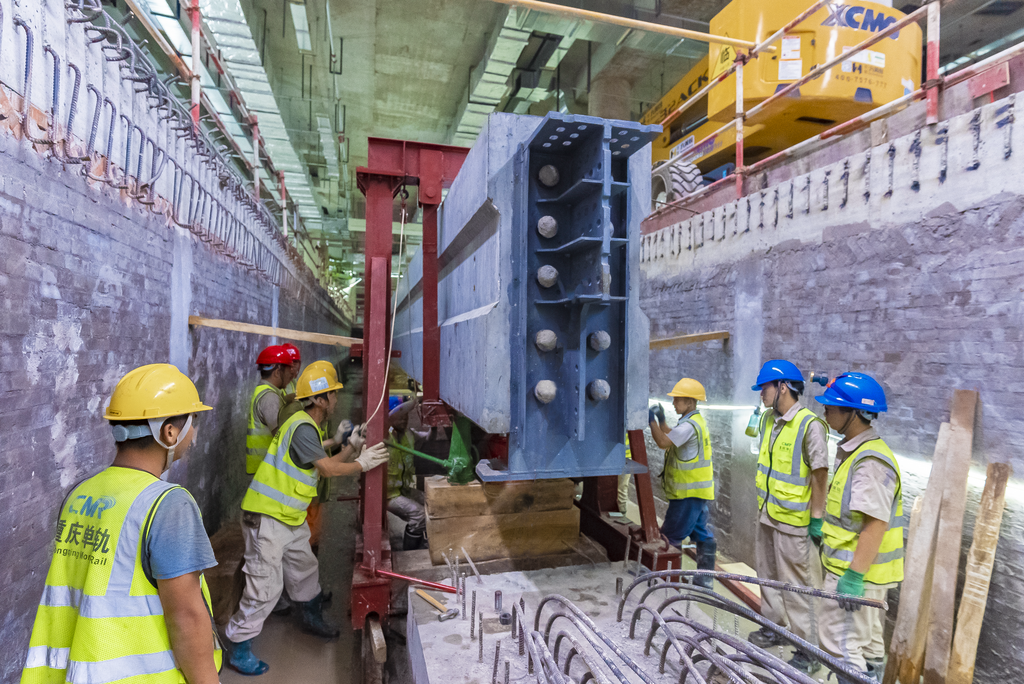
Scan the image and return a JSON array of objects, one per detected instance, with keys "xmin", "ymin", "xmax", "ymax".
[
  {"xmin": 669, "ymin": 161, "xmax": 704, "ymax": 199},
  {"xmin": 652, "ymin": 160, "xmax": 704, "ymax": 209}
]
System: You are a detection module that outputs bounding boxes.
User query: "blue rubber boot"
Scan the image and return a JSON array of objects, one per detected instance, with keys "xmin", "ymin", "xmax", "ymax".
[
  {"xmin": 228, "ymin": 638, "xmax": 269, "ymax": 676},
  {"xmin": 299, "ymin": 592, "xmax": 340, "ymax": 638}
]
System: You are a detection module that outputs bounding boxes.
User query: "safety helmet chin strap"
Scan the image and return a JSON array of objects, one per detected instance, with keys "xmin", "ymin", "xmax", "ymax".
[{"xmin": 147, "ymin": 415, "xmax": 194, "ymax": 473}]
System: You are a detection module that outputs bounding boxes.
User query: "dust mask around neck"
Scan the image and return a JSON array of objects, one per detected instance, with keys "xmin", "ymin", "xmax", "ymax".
[{"xmin": 147, "ymin": 415, "xmax": 194, "ymax": 475}]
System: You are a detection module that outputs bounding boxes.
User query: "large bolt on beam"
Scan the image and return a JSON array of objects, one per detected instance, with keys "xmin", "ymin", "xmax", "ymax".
[
  {"xmin": 535, "ymin": 380, "xmax": 557, "ymax": 404},
  {"xmin": 537, "ymin": 265, "xmax": 558, "ymax": 288},
  {"xmin": 535, "ymin": 330, "xmax": 558, "ymax": 352}
]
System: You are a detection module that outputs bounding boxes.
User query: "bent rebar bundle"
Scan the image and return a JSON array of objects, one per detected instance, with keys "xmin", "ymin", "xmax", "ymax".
[
  {"xmin": 506, "ymin": 570, "xmax": 883, "ymax": 684},
  {"xmin": 0, "ymin": 0, "xmax": 316, "ymax": 291}
]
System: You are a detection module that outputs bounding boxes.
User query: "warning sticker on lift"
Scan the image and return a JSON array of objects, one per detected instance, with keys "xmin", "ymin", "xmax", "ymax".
[
  {"xmin": 781, "ymin": 36, "xmax": 801, "ymax": 60},
  {"xmin": 778, "ymin": 36, "xmax": 802, "ymax": 81},
  {"xmin": 712, "ymin": 44, "xmax": 737, "ymax": 79},
  {"xmin": 841, "ymin": 46, "xmax": 886, "ymax": 71}
]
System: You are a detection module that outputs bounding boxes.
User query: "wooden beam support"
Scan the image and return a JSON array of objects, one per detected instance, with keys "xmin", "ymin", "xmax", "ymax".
[
  {"xmin": 650, "ymin": 330, "xmax": 730, "ymax": 350},
  {"xmin": 188, "ymin": 315, "xmax": 360, "ymax": 347},
  {"xmin": 885, "ymin": 424, "xmax": 951, "ymax": 684},
  {"xmin": 923, "ymin": 390, "xmax": 979, "ymax": 684},
  {"xmin": 947, "ymin": 462, "xmax": 1012, "ymax": 684}
]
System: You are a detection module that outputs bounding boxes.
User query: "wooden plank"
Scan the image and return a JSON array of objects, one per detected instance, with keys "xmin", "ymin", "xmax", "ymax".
[
  {"xmin": 923, "ymin": 389, "xmax": 979, "ymax": 684},
  {"xmin": 188, "ymin": 315, "xmax": 360, "ymax": 347},
  {"xmin": 885, "ymin": 424, "xmax": 951, "ymax": 684},
  {"xmin": 424, "ymin": 476, "xmax": 576, "ymax": 519},
  {"xmin": 947, "ymin": 462, "xmax": 1012, "ymax": 684},
  {"xmin": 426, "ymin": 507, "xmax": 581, "ymax": 564},
  {"xmin": 650, "ymin": 330, "xmax": 730, "ymax": 350}
]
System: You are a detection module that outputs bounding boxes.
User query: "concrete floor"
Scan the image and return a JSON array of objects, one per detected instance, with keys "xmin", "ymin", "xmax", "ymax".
[{"xmin": 219, "ymin": 476, "xmax": 365, "ymax": 683}]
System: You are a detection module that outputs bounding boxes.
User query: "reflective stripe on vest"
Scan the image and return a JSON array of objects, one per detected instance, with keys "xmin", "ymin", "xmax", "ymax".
[
  {"xmin": 755, "ymin": 408, "xmax": 823, "ymax": 527},
  {"xmin": 387, "ymin": 430, "xmax": 416, "ymax": 501},
  {"xmin": 820, "ymin": 441, "xmax": 904, "ymax": 585},
  {"xmin": 22, "ymin": 467, "xmax": 221, "ymax": 684},
  {"xmin": 662, "ymin": 412, "xmax": 715, "ymax": 501},
  {"xmin": 246, "ymin": 384, "xmax": 281, "ymax": 475},
  {"xmin": 242, "ymin": 411, "xmax": 321, "ymax": 526}
]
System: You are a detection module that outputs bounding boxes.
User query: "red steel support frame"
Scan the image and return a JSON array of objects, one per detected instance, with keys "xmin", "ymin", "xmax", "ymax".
[
  {"xmin": 577, "ymin": 430, "xmax": 681, "ymax": 574},
  {"xmin": 352, "ymin": 138, "xmax": 467, "ymax": 630}
]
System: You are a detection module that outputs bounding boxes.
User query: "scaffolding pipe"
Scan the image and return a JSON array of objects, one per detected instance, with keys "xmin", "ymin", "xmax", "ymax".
[{"xmin": 488, "ymin": 0, "xmax": 768, "ymax": 51}]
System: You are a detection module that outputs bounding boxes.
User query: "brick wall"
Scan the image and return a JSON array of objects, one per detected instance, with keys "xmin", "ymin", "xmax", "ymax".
[
  {"xmin": 0, "ymin": 132, "xmax": 349, "ymax": 679},
  {"xmin": 640, "ymin": 92, "xmax": 1024, "ymax": 681}
]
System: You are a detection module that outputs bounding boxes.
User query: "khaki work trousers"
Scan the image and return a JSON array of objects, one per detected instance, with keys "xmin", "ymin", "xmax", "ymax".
[
  {"xmin": 755, "ymin": 522, "xmax": 822, "ymax": 647},
  {"xmin": 225, "ymin": 512, "xmax": 322, "ymax": 643},
  {"xmin": 818, "ymin": 571, "xmax": 887, "ymax": 674}
]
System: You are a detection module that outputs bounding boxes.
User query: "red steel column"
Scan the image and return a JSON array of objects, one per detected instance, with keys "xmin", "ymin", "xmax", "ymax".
[
  {"xmin": 627, "ymin": 429, "xmax": 661, "ymax": 543},
  {"xmin": 418, "ymin": 148, "xmax": 448, "ymax": 425},
  {"xmin": 361, "ymin": 176, "xmax": 395, "ymax": 567}
]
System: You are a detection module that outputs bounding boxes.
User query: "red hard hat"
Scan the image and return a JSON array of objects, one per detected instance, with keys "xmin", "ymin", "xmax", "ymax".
[
  {"xmin": 282, "ymin": 343, "xmax": 301, "ymax": 364},
  {"xmin": 256, "ymin": 345, "xmax": 290, "ymax": 366}
]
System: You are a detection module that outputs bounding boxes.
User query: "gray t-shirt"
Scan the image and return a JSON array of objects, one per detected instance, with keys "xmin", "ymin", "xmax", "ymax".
[
  {"xmin": 291, "ymin": 423, "xmax": 326, "ymax": 470},
  {"xmin": 666, "ymin": 411, "xmax": 699, "ymax": 461},
  {"xmin": 254, "ymin": 387, "xmax": 283, "ymax": 432},
  {"xmin": 142, "ymin": 487, "xmax": 217, "ymax": 584}
]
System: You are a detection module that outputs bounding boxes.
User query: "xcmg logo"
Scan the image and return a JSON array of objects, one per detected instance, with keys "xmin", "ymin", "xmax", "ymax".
[{"xmin": 821, "ymin": 3, "xmax": 901, "ymax": 40}]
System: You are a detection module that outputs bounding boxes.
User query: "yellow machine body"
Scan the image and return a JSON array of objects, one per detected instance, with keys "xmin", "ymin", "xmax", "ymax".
[{"xmin": 643, "ymin": 0, "xmax": 922, "ymax": 174}]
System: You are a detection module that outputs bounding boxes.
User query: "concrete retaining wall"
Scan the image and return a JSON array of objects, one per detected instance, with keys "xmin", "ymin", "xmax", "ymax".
[
  {"xmin": 0, "ymin": 130, "xmax": 348, "ymax": 678},
  {"xmin": 640, "ymin": 90, "xmax": 1024, "ymax": 680}
]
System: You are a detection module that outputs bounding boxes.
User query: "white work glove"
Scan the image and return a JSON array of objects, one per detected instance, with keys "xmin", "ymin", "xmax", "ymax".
[
  {"xmin": 355, "ymin": 442, "xmax": 389, "ymax": 472},
  {"xmin": 333, "ymin": 419, "xmax": 354, "ymax": 443},
  {"xmin": 348, "ymin": 423, "xmax": 367, "ymax": 451}
]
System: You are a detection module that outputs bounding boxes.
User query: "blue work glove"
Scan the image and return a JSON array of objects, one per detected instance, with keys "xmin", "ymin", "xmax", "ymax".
[
  {"xmin": 808, "ymin": 517, "xmax": 823, "ymax": 546},
  {"xmin": 648, "ymin": 404, "xmax": 666, "ymax": 424},
  {"xmin": 835, "ymin": 569, "xmax": 865, "ymax": 612}
]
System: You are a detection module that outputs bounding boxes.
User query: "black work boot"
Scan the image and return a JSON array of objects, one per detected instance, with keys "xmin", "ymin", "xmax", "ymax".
[
  {"xmin": 748, "ymin": 626, "xmax": 784, "ymax": 648},
  {"xmin": 694, "ymin": 539, "xmax": 717, "ymax": 589},
  {"xmin": 787, "ymin": 650, "xmax": 822, "ymax": 675},
  {"xmin": 299, "ymin": 591, "xmax": 340, "ymax": 639},
  {"xmin": 403, "ymin": 528, "xmax": 427, "ymax": 550}
]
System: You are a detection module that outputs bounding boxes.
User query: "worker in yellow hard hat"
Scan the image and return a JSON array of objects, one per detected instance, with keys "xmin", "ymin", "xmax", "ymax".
[
  {"xmin": 648, "ymin": 378, "xmax": 717, "ymax": 589},
  {"xmin": 224, "ymin": 360, "xmax": 389, "ymax": 676},
  {"xmin": 21, "ymin": 364, "xmax": 222, "ymax": 684}
]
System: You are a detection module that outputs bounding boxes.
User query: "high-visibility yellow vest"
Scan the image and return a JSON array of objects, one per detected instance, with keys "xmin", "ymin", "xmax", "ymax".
[
  {"xmin": 821, "ymin": 439, "xmax": 904, "ymax": 584},
  {"xmin": 756, "ymin": 407, "xmax": 826, "ymax": 527},
  {"xmin": 22, "ymin": 467, "xmax": 221, "ymax": 684},
  {"xmin": 246, "ymin": 383, "xmax": 284, "ymax": 475},
  {"xmin": 662, "ymin": 412, "xmax": 714, "ymax": 501},
  {"xmin": 242, "ymin": 410, "xmax": 321, "ymax": 526},
  {"xmin": 387, "ymin": 429, "xmax": 416, "ymax": 500}
]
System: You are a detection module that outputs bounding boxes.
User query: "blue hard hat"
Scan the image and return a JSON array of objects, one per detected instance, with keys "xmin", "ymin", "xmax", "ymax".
[
  {"xmin": 751, "ymin": 360, "xmax": 804, "ymax": 391},
  {"xmin": 388, "ymin": 396, "xmax": 403, "ymax": 412},
  {"xmin": 815, "ymin": 372, "xmax": 888, "ymax": 413}
]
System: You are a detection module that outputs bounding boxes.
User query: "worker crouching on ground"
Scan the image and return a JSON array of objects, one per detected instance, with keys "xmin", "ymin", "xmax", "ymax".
[
  {"xmin": 749, "ymin": 360, "xmax": 829, "ymax": 675},
  {"xmin": 387, "ymin": 397, "xmax": 429, "ymax": 550},
  {"xmin": 246, "ymin": 345, "xmax": 293, "ymax": 477},
  {"xmin": 647, "ymin": 378, "xmax": 717, "ymax": 589},
  {"xmin": 815, "ymin": 373, "xmax": 903, "ymax": 683},
  {"xmin": 22, "ymin": 364, "xmax": 222, "ymax": 684},
  {"xmin": 225, "ymin": 361, "xmax": 389, "ymax": 675}
]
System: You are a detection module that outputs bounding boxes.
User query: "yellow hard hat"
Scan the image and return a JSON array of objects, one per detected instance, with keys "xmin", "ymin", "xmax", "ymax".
[
  {"xmin": 668, "ymin": 378, "xmax": 706, "ymax": 401},
  {"xmin": 296, "ymin": 360, "xmax": 344, "ymax": 399},
  {"xmin": 104, "ymin": 364, "xmax": 212, "ymax": 420}
]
